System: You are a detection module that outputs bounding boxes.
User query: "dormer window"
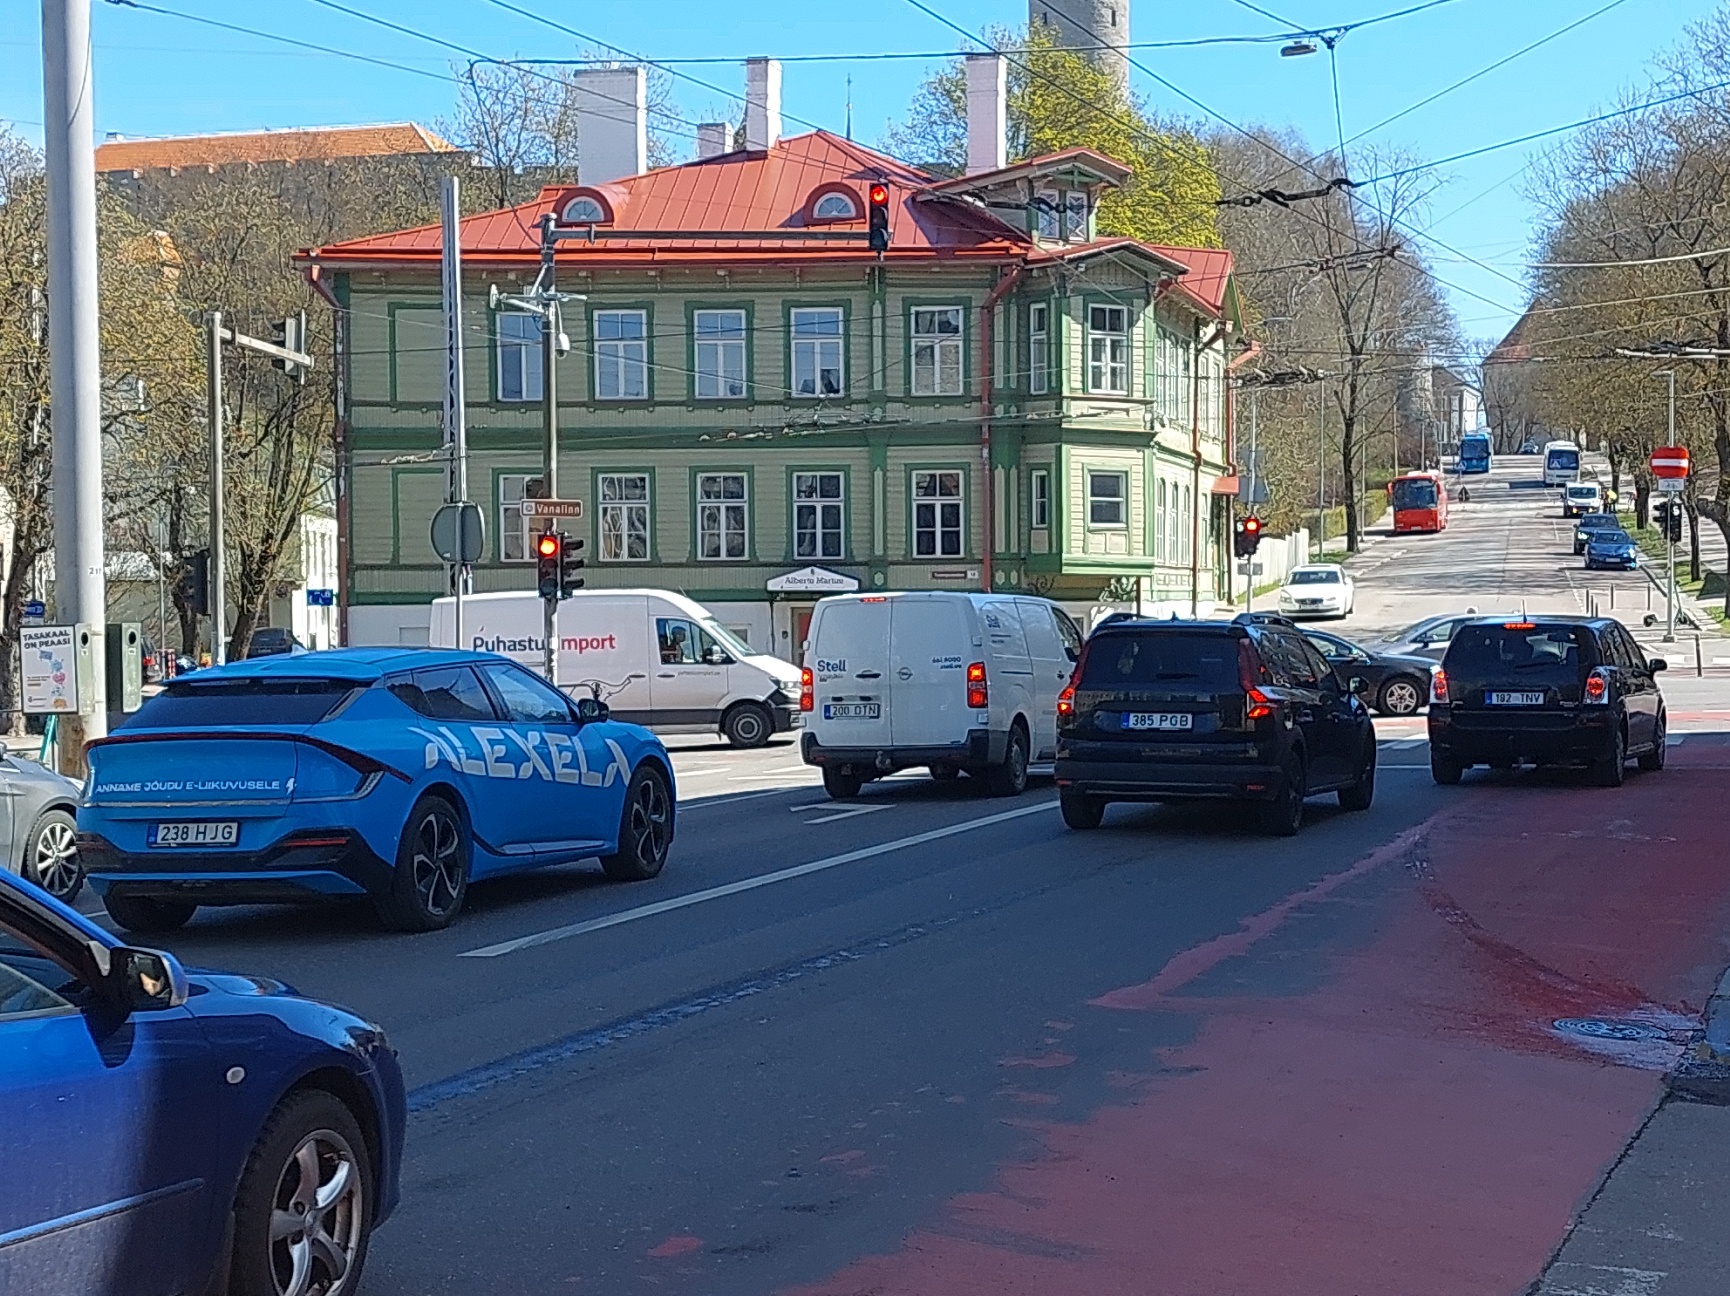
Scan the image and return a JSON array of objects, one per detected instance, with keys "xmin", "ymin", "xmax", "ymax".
[
  {"xmin": 804, "ymin": 184, "xmax": 863, "ymax": 224},
  {"xmin": 556, "ymin": 190, "xmax": 612, "ymax": 226},
  {"xmin": 1036, "ymin": 189, "xmax": 1061, "ymax": 240},
  {"xmin": 1065, "ymin": 192, "xmax": 1088, "ymax": 241}
]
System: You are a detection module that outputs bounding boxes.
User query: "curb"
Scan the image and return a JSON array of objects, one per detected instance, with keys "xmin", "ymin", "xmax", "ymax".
[{"xmin": 1668, "ymin": 964, "xmax": 1730, "ymax": 1105}]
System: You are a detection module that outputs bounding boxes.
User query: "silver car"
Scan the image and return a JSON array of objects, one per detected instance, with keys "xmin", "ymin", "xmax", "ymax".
[
  {"xmin": 1379, "ymin": 612, "xmax": 1521, "ymax": 663},
  {"xmin": 0, "ymin": 751, "xmax": 83, "ymax": 902}
]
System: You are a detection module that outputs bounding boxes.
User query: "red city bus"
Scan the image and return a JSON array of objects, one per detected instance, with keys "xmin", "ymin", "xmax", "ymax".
[{"xmin": 1388, "ymin": 471, "xmax": 1449, "ymax": 534}]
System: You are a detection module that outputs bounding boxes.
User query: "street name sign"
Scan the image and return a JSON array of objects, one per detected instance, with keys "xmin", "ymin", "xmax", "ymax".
[{"xmin": 522, "ymin": 498, "xmax": 585, "ymax": 520}]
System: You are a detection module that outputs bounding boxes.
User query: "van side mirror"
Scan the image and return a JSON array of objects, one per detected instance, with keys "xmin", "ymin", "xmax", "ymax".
[{"xmin": 574, "ymin": 696, "xmax": 610, "ymax": 724}]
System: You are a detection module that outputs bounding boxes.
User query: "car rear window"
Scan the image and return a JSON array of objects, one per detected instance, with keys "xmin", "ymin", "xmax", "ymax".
[
  {"xmin": 1446, "ymin": 625, "xmax": 1593, "ymax": 686},
  {"xmin": 123, "ymin": 678, "xmax": 358, "ymax": 728},
  {"xmin": 1079, "ymin": 634, "xmax": 1239, "ymax": 690}
]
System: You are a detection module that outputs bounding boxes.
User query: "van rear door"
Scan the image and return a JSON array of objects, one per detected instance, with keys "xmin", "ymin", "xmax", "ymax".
[
  {"xmin": 809, "ymin": 598, "xmax": 893, "ymax": 747},
  {"xmin": 890, "ymin": 595, "xmax": 973, "ymax": 747}
]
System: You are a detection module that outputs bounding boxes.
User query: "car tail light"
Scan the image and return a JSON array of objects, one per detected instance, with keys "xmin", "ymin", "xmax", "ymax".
[
  {"xmin": 1238, "ymin": 639, "xmax": 1274, "ymax": 720},
  {"xmin": 1503, "ymin": 622, "xmax": 1535, "ymax": 630},
  {"xmin": 1056, "ymin": 683, "xmax": 1075, "ymax": 719},
  {"xmin": 966, "ymin": 662, "xmax": 988, "ymax": 709},
  {"xmin": 800, "ymin": 667, "xmax": 814, "ymax": 712},
  {"xmin": 1584, "ymin": 668, "xmax": 1609, "ymax": 704},
  {"xmin": 1430, "ymin": 667, "xmax": 1450, "ymax": 705}
]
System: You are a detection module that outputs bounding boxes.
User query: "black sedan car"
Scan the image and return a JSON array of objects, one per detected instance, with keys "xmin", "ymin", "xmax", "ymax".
[
  {"xmin": 1302, "ymin": 629, "xmax": 1436, "ymax": 716},
  {"xmin": 1572, "ymin": 511, "xmax": 1620, "ymax": 555}
]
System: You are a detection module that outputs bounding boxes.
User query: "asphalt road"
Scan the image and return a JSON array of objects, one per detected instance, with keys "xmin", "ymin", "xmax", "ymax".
[{"xmin": 114, "ymin": 456, "xmax": 1730, "ymax": 1295}]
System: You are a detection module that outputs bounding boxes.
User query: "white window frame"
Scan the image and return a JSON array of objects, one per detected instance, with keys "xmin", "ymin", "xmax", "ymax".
[
  {"xmin": 910, "ymin": 306, "xmax": 964, "ymax": 397},
  {"xmin": 1035, "ymin": 189, "xmax": 1061, "ymax": 240},
  {"xmin": 696, "ymin": 472, "xmax": 749, "ymax": 562},
  {"xmin": 1065, "ymin": 191, "xmax": 1088, "ymax": 241},
  {"xmin": 496, "ymin": 312, "xmax": 543, "ymax": 403},
  {"xmin": 813, "ymin": 192, "xmax": 858, "ymax": 220},
  {"xmin": 1180, "ymin": 485, "xmax": 1194, "ymax": 564},
  {"xmin": 497, "ymin": 473, "xmax": 535, "ymax": 563},
  {"xmin": 1030, "ymin": 468, "xmax": 1051, "ymax": 529},
  {"xmin": 1088, "ymin": 304, "xmax": 1129, "ymax": 395},
  {"xmin": 1029, "ymin": 302, "xmax": 1050, "ymax": 395},
  {"xmin": 792, "ymin": 471, "xmax": 846, "ymax": 560},
  {"xmin": 912, "ymin": 469, "xmax": 965, "ymax": 559},
  {"xmin": 790, "ymin": 307, "xmax": 845, "ymax": 398},
  {"xmin": 1156, "ymin": 478, "xmax": 1169, "ymax": 563},
  {"xmin": 693, "ymin": 309, "xmax": 747, "ymax": 401},
  {"xmin": 1088, "ymin": 470, "xmax": 1127, "ymax": 528},
  {"xmin": 594, "ymin": 308, "xmax": 649, "ymax": 402},
  {"xmin": 598, "ymin": 472, "xmax": 651, "ymax": 563}
]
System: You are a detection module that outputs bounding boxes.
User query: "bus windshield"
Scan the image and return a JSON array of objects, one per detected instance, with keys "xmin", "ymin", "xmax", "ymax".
[
  {"xmin": 1546, "ymin": 448, "xmax": 1580, "ymax": 470},
  {"xmin": 1391, "ymin": 478, "xmax": 1439, "ymax": 510}
]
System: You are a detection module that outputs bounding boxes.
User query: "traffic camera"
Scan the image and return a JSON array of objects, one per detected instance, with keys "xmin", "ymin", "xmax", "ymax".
[
  {"xmin": 867, "ymin": 182, "xmax": 891, "ymax": 253},
  {"xmin": 535, "ymin": 531, "xmax": 562, "ymax": 600}
]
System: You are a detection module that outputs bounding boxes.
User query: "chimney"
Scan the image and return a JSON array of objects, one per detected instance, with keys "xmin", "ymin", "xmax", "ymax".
[
  {"xmin": 573, "ymin": 65, "xmax": 648, "ymax": 185},
  {"xmin": 744, "ymin": 58, "xmax": 782, "ymax": 152},
  {"xmin": 696, "ymin": 122, "xmax": 734, "ymax": 160},
  {"xmin": 965, "ymin": 54, "xmax": 1007, "ymax": 176}
]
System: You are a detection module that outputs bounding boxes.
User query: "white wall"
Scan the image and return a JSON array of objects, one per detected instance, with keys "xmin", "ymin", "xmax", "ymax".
[{"xmin": 349, "ymin": 603, "xmax": 432, "ymax": 647}]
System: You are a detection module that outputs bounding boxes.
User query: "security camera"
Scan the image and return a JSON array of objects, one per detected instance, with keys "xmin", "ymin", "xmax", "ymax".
[
  {"xmin": 556, "ymin": 332, "xmax": 571, "ymax": 357},
  {"xmin": 488, "ymin": 284, "xmax": 501, "ymax": 309}
]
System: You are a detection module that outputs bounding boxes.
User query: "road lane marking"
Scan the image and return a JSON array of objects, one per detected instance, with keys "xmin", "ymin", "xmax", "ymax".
[
  {"xmin": 459, "ymin": 800, "xmax": 1058, "ymax": 959},
  {"xmin": 799, "ymin": 806, "xmax": 890, "ymax": 825}
]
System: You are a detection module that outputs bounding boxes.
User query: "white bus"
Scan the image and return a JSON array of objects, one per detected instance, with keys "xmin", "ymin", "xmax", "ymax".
[{"xmin": 1542, "ymin": 441, "xmax": 1582, "ymax": 487}]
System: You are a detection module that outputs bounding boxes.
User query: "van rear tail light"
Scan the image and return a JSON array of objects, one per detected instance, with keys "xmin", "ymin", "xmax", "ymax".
[
  {"xmin": 1430, "ymin": 667, "xmax": 1449, "ymax": 705},
  {"xmin": 800, "ymin": 667, "xmax": 814, "ymax": 712},
  {"xmin": 966, "ymin": 662, "xmax": 988, "ymax": 710},
  {"xmin": 1056, "ymin": 683, "xmax": 1075, "ymax": 719},
  {"xmin": 1584, "ymin": 668, "xmax": 1609, "ymax": 704}
]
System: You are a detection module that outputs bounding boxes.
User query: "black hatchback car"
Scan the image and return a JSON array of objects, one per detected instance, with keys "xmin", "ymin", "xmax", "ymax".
[
  {"xmin": 1427, "ymin": 616, "xmax": 1666, "ymax": 787},
  {"xmin": 1055, "ymin": 614, "xmax": 1378, "ymax": 836},
  {"xmin": 1302, "ymin": 628, "xmax": 1436, "ymax": 716}
]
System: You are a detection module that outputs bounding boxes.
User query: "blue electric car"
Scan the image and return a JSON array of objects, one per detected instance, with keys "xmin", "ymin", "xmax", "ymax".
[{"xmin": 80, "ymin": 649, "xmax": 676, "ymax": 933}]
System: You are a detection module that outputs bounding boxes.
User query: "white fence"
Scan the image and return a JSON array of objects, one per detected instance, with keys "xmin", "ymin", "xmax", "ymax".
[{"xmin": 1239, "ymin": 527, "xmax": 1312, "ymax": 601}]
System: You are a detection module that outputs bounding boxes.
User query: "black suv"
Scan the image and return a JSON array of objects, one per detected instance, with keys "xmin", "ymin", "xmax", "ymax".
[
  {"xmin": 1055, "ymin": 614, "xmax": 1378, "ymax": 836},
  {"xmin": 1427, "ymin": 616, "xmax": 1667, "ymax": 787}
]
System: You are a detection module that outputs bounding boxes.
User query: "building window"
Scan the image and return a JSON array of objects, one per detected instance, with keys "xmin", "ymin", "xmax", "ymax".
[
  {"xmin": 912, "ymin": 470, "xmax": 964, "ymax": 558},
  {"xmin": 1030, "ymin": 468, "xmax": 1050, "ymax": 529},
  {"xmin": 910, "ymin": 306, "xmax": 964, "ymax": 396},
  {"xmin": 791, "ymin": 307, "xmax": 844, "ymax": 397},
  {"xmin": 1088, "ymin": 471, "xmax": 1126, "ymax": 527},
  {"xmin": 793, "ymin": 471, "xmax": 845, "ymax": 560},
  {"xmin": 813, "ymin": 192, "xmax": 858, "ymax": 220},
  {"xmin": 598, "ymin": 473, "xmax": 651, "ymax": 562},
  {"xmin": 497, "ymin": 474, "xmax": 536, "ymax": 563},
  {"xmin": 1181, "ymin": 484, "xmax": 1194, "ymax": 563},
  {"xmin": 1088, "ymin": 304, "xmax": 1129, "ymax": 394},
  {"xmin": 1035, "ymin": 189, "xmax": 1061, "ymax": 240},
  {"xmin": 497, "ymin": 312, "xmax": 543, "ymax": 403},
  {"xmin": 1156, "ymin": 478, "xmax": 1169, "ymax": 563},
  {"xmin": 560, "ymin": 195, "xmax": 607, "ymax": 224},
  {"xmin": 1065, "ymin": 191, "xmax": 1088, "ymax": 241},
  {"xmin": 594, "ymin": 309, "xmax": 648, "ymax": 401},
  {"xmin": 1028, "ymin": 302, "xmax": 1049, "ymax": 395},
  {"xmin": 697, "ymin": 472, "xmax": 749, "ymax": 560},
  {"xmin": 693, "ymin": 309, "xmax": 747, "ymax": 400}
]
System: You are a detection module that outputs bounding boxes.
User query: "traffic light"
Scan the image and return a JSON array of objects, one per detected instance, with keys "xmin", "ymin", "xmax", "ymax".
[
  {"xmin": 179, "ymin": 549, "xmax": 210, "ymax": 616},
  {"xmin": 1660, "ymin": 499, "xmax": 1684, "ymax": 543},
  {"xmin": 1232, "ymin": 519, "xmax": 1249, "ymax": 558},
  {"xmin": 1242, "ymin": 515, "xmax": 1264, "ymax": 556},
  {"xmin": 535, "ymin": 531, "xmax": 561, "ymax": 600},
  {"xmin": 867, "ymin": 182, "xmax": 891, "ymax": 253},
  {"xmin": 270, "ymin": 311, "xmax": 309, "ymax": 383},
  {"xmin": 560, "ymin": 535, "xmax": 586, "ymax": 598}
]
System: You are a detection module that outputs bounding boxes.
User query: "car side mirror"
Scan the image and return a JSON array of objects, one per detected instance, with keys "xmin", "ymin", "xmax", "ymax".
[
  {"xmin": 105, "ymin": 946, "xmax": 189, "ymax": 1013},
  {"xmin": 1347, "ymin": 676, "xmax": 1369, "ymax": 696},
  {"xmin": 1648, "ymin": 658, "xmax": 1667, "ymax": 673},
  {"xmin": 574, "ymin": 696, "xmax": 610, "ymax": 724}
]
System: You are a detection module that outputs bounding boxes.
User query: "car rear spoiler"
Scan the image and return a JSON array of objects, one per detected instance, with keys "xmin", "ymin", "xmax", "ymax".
[{"xmin": 87, "ymin": 730, "xmax": 412, "ymax": 783}]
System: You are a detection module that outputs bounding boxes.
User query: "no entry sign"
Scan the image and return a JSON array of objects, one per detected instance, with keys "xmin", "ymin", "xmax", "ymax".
[{"xmin": 1650, "ymin": 446, "xmax": 1691, "ymax": 479}]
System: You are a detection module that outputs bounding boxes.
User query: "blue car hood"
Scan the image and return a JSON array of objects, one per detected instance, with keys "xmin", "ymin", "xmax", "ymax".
[{"xmin": 185, "ymin": 969, "xmax": 299, "ymax": 999}]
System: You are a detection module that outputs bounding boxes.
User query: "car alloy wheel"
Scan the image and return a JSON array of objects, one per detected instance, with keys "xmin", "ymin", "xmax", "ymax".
[
  {"xmin": 268, "ymin": 1128, "xmax": 366, "ymax": 1296},
  {"xmin": 1595, "ymin": 722, "xmax": 1627, "ymax": 788},
  {"xmin": 25, "ymin": 810, "xmax": 82, "ymax": 902},
  {"xmin": 410, "ymin": 804, "xmax": 466, "ymax": 918},
  {"xmin": 601, "ymin": 766, "xmax": 673, "ymax": 881},
  {"xmin": 1639, "ymin": 715, "xmax": 1667, "ymax": 772},
  {"xmin": 1378, "ymin": 677, "xmax": 1423, "ymax": 717}
]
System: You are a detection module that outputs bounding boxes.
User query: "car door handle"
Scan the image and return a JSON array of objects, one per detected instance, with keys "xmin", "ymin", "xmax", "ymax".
[
  {"xmin": 656, "ymin": 672, "xmax": 675, "ymax": 678},
  {"xmin": 856, "ymin": 671, "xmax": 881, "ymax": 679}
]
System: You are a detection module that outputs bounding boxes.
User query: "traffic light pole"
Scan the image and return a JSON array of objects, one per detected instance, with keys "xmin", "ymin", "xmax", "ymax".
[
  {"xmin": 1663, "ymin": 369, "xmax": 1677, "ymax": 644},
  {"xmin": 206, "ymin": 312, "xmax": 227, "ymax": 664}
]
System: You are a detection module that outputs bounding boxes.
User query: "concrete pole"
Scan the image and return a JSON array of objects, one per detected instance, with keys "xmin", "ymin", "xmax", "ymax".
[
  {"xmin": 440, "ymin": 176, "xmax": 468, "ymax": 650},
  {"xmin": 539, "ymin": 218, "xmax": 559, "ymax": 686},
  {"xmin": 207, "ymin": 312, "xmax": 227, "ymax": 663},
  {"xmin": 1316, "ymin": 381, "xmax": 1327, "ymax": 558},
  {"xmin": 42, "ymin": 0, "xmax": 108, "ymax": 763}
]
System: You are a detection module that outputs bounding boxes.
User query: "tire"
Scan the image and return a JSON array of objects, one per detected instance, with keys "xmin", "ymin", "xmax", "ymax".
[
  {"xmin": 599, "ymin": 765, "xmax": 673, "ymax": 882},
  {"xmin": 22, "ymin": 809, "xmax": 82, "ymax": 903},
  {"xmin": 1257, "ymin": 759, "xmax": 1306, "ymax": 836},
  {"xmin": 928, "ymin": 765, "xmax": 961, "ymax": 782},
  {"xmin": 1377, "ymin": 676, "xmax": 1424, "ymax": 717},
  {"xmin": 375, "ymin": 794, "xmax": 469, "ymax": 932},
  {"xmin": 1594, "ymin": 722, "xmax": 1627, "ymax": 788},
  {"xmin": 1338, "ymin": 741, "xmax": 1377, "ymax": 812},
  {"xmin": 103, "ymin": 892, "xmax": 195, "ymax": 933},
  {"xmin": 722, "ymin": 702, "xmax": 773, "ymax": 749},
  {"xmin": 1059, "ymin": 791, "xmax": 1105, "ymax": 830},
  {"xmin": 228, "ymin": 1088, "xmax": 374, "ymax": 1296},
  {"xmin": 1639, "ymin": 714, "xmax": 1667, "ymax": 773},
  {"xmin": 983, "ymin": 723, "xmax": 1030, "ymax": 798},
  {"xmin": 1430, "ymin": 751, "xmax": 1464, "ymax": 786},
  {"xmin": 822, "ymin": 767, "xmax": 864, "ymax": 800}
]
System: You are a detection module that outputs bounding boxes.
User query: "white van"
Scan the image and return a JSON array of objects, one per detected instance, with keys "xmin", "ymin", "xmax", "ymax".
[
  {"xmin": 429, "ymin": 590, "xmax": 803, "ymax": 747},
  {"xmin": 800, "ymin": 591, "xmax": 1083, "ymax": 799},
  {"xmin": 1562, "ymin": 481, "xmax": 1602, "ymax": 518}
]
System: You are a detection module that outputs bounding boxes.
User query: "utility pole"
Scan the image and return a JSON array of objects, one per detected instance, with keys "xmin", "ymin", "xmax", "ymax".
[
  {"xmin": 1316, "ymin": 379, "xmax": 1327, "ymax": 558},
  {"xmin": 43, "ymin": 0, "xmax": 108, "ymax": 766},
  {"xmin": 1659, "ymin": 368, "xmax": 1677, "ymax": 644},
  {"xmin": 440, "ymin": 176, "xmax": 470, "ymax": 652},
  {"xmin": 206, "ymin": 312, "xmax": 227, "ymax": 663}
]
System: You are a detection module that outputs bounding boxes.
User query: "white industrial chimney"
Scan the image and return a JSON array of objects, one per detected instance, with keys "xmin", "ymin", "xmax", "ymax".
[
  {"xmin": 696, "ymin": 122, "xmax": 734, "ymax": 160},
  {"xmin": 965, "ymin": 54, "xmax": 1007, "ymax": 176},
  {"xmin": 573, "ymin": 66, "xmax": 647, "ymax": 184},
  {"xmin": 745, "ymin": 58, "xmax": 783, "ymax": 152}
]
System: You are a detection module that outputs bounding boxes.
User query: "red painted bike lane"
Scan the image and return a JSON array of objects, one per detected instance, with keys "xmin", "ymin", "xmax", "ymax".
[{"xmin": 789, "ymin": 745, "xmax": 1730, "ymax": 1296}]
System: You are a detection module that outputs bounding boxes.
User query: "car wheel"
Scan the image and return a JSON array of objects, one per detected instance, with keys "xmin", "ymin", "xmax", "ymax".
[
  {"xmin": 1594, "ymin": 722, "xmax": 1627, "ymax": 788},
  {"xmin": 1377, "ymin": 677, "xmax": 1424, "ymax": 717},
  {"xmin": 983, "ymin": 723, "xmax": 1030, "ymax": 798},
  {"xmin": 22, "ymin": 809, "xmax": 82, "ymax": 902},
  {"xmin": 1060, "ymin": 791, "xmax": 1105, "ymax": 830},
  {"xmin": 1430, "ymin": 751, "xmax": 1464, "ymax": 785},
  {"xmin": 600, "ymin": 764, "xmax": 674, "ymax": 882},
  {"xmin": 229, "ymin": 1088, "xmax": 373, "ymax": 1296},
  {"xmin": 1338, "ymin": 741, "xmax": 1377, "ymax": 812},
  {"xmin": 929, "ymin": 764, "xmax": 961, "ymax": 782},
  {"xmin": 1639, "ymin": 714, "xmax": 1667, "ymax": 772},
  {"xmin": 722, "ymin": 702, "xmax": 773, "ymax": 749},
  {"xmin": 376, "ymin": 794, "xmax": 469, "ymax": 932},
  {"xmin": 822, "ymin": 767, "xmax": 864, "ymax": 800},
  {"xmin": 1256, "ymin": 758, "xmax": 1305, "ymax": 836},
  {"xmin": 103, "ymin": 892, "xmax": 196, "ymax": 933}
]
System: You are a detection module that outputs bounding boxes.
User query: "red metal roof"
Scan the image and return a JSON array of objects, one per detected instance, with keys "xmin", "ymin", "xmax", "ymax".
[
  {"xmin": 1146, "ymin": 244, "xmax": 1233, "ymax": 316},
  {"xmin": 97, "ymin": 123, "xmax": 458, "ymax": 172}
]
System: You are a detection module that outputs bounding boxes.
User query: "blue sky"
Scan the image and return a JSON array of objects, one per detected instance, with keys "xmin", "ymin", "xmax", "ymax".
[{"xmin": 2, "ymin": 0, "xmax": 1723, "ymax": 348}]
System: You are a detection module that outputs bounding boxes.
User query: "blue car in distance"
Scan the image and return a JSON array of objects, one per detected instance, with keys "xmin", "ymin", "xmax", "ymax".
[
  {"xmin": 0, "ymin": 868, "xmax": 404, "ymax": 1296},
  {"xmin": 80, "ymin": 649, "xmax": 676, "ymax": 933},
  {"xmin": 1584, "ymin": 529, "xmax": 1640, "ymax": 571}
]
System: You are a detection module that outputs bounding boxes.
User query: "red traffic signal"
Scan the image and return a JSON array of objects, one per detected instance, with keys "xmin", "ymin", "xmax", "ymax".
[
  {"xmin": 535, "ymin": 533, "xmax": 561, "ymax": 559},
  {"xmin": 867, "ymin": 182, "xmax": 890, "ymax": 253},
  {"xmin": 1242, "ymin": 516, "xmax": 1262, "ymax": 537},
  {"xmin": 535, "ymin": 531, "xmax": 562, "ymax": 599}
]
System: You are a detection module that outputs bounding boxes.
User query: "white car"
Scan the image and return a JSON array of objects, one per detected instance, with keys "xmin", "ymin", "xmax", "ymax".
[{"xmin": 1276, "ymin": 565, "xmax": 1355, "ymax": 619}]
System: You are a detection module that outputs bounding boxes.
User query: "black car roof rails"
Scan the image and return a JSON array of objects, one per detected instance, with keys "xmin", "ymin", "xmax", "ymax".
[{"xmin": 1233, "ymin": 612, "xmax": 1296, "ymax": 628}]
